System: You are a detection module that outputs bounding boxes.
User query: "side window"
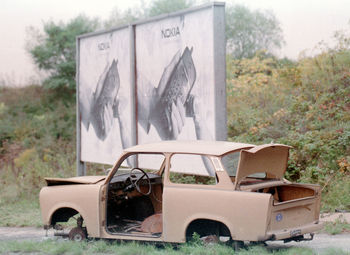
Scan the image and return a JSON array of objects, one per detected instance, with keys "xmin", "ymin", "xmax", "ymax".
[
  {"xmin": 169, "ymin": 154, "xmax": 216, "ymax": 185},
  {"xmin": 114, "ymin": 153, "xmax": 165, "ymax": 176}
]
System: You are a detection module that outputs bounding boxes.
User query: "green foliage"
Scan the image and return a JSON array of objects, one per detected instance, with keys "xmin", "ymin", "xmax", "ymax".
[
  {"xmin": 27, "ymin": 15, "xmax": 99, "ymax": 93},
  {"xmin": 0, "ymin": 86, "xmax": 76, "ymax": 202},
  {"xmin": 104, "ymin": 7, "xmax": 145, "ymax": 28},
  {"xmin": 104, "ymin": 0, "xmax": 194, "ymax": 28},
  {"xmin": 148, "ymin": 0, "xmax": 195, "ymax": 17},
  {"xmin": 322, "ymin": 175, "xmax": 350, "ymax": 212},
  {"xmin": 191, "ymin": 232, "xmax": 202, "ymax": 245},
  {"xmin": 226, "ymin": 5, "xmax": 284, "ymax": 59},
  {"xmin": 227, "ymin": 30, "xmax": 350, "ymax": 211}
]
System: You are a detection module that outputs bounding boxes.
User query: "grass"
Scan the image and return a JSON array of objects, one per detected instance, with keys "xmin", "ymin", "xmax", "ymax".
[
  {"xmin": 321, "ymin": 175, "xmax": 350, "ymax": 212},
  {"xmin": 0, "ymin": 239, "xmax": 324, "ymax": 255},
  {"xmin": 321, "ymin": 248, "xmax": 350, "ymax": 255},
  {"xmin": 324, "ymin": 218, "xmax": 350, "ymax": 235},
  {"xmin": 0, "ymin": 197, "xmax": 42, "ymax": 227}
]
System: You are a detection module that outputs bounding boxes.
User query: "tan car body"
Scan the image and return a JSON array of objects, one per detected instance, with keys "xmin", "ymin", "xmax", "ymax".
[{"xmin": 40, "ymin": 141, "xmax": 323, "ymax": 243}]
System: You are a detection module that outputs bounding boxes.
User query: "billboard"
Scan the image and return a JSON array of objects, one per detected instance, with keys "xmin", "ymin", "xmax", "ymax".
[{"xmin": 76, "ymin": 3, "xmax": 226, "ymax": 173}]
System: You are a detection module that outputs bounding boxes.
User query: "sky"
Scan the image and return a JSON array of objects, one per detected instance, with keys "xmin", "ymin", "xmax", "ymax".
[{"xmin": 0, "ymin": 0, "xmax": 349, "ymax": 86}]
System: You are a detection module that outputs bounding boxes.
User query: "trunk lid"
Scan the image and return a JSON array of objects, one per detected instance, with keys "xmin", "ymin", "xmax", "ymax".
[{"xmin": 234, "ymin": 144, "xmax": 292, "ymax": 188}]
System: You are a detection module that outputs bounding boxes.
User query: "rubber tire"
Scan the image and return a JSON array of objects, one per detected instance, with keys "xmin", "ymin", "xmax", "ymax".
[{"xmin": 69, "ymin": 227, "xmax": 86, "ymax": 241}]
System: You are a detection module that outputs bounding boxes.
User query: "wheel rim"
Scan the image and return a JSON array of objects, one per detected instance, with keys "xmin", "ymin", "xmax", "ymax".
[{"xmin": 73, "ymin": 233, "xmax": 83, "ymax": 241}]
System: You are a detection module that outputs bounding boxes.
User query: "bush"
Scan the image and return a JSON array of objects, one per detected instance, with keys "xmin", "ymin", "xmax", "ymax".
[
  {"xmin": 0, "ymin": 86, "xmax": 76, "ymax": 199},
  {"xmin": 227, "ymin": 33, "xmax": 350, "ymax": 211}
]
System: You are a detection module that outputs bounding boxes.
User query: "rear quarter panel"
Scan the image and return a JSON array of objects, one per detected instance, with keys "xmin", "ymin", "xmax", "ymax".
[
  {"xmin": 163, "ymin": 184, "xmax": 272, "ymax": 242},
  {"xmin": 39, "ymin": 184, "xmax": 102, "ymax": 237}
]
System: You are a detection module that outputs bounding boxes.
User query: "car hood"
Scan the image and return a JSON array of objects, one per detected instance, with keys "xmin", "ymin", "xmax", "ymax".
[
  {"xmin": 45, "ymin": 176, "xmax": 106, "ymax": 186},
  {"xmin": 234, "ymin": 144, "xmax": 292, "ymax": 188}
]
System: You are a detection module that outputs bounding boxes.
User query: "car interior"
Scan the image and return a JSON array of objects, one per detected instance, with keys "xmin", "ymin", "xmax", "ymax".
[
  {"xmin": 106, "ymin": 154, "xmax": 164, "ymax": 237},
  {"xmin": 105, "ymin": 152, "xmax": 217, "ymax": 237}
]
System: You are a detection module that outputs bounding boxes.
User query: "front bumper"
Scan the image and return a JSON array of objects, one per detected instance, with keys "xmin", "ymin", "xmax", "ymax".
[{"xmin": 265, "ymin": 221, "xmax": 324, "ymax": 241}]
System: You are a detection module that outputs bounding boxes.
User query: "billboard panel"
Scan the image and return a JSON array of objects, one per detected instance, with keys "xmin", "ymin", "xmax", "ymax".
[
  {"xmin": 78, "ymin": 27, "xmax": 134, "ymax": 165},
  {"xmin": 136, "ymin": 8, "xmax": 216, "ymax": 144}
]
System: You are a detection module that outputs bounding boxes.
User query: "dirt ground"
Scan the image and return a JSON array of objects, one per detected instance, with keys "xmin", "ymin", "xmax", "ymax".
[
  {"xmin": 320, "ymin": 212, "xmax": 350, "ymax": 223},
  {"xmin": 266, "ymin": 233, "xmax": 350, "ymax": 252}
]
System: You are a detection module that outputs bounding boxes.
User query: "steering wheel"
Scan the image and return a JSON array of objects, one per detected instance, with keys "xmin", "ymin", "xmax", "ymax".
[{"xmin": 128, "ymin": 168, "xmax": 151, "ymax": 195}]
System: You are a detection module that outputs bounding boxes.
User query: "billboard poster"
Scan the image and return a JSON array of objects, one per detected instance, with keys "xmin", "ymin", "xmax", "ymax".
[
  {"xmin": 136, "ymin": 8, "xmax": 216, "ymax": 145},
  {"xmin": 78, "ymin": 27, "xmax": 133, "ymax": 164},
  {"xmin": 76, "ymin": 3, "xmax": 226, "ymax": 171}
]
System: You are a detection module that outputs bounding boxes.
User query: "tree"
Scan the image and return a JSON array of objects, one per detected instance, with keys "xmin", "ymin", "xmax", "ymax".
[
  {"xmin": 105, "ymin": 0, "xmax": 195, "ymax": 27},
  {"xmin": 104, "ymin": 7, "xmax": 144, "ymax": 29},
  {"xmin": 27, "ymin": 15, "xmax": 100, "ymax": 93},
  {"xmin": 226, "ymin": 5, "xmax": 284, "ymax": 59},
  {"xmin": 148, "ymin": 0, "xmax": 195, "ymax": 17}
]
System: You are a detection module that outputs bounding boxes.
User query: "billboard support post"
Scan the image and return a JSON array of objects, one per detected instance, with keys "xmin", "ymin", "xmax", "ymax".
[
  {"xmin": 130, "ymin": 24, "xmax": 137, "ymax": 147},
  {"xmin": 76, "ymin": 37, "xmax": 86, "ymax": 176},
  {"xmin": 213, "ymin": 3, "xmax": 227, "ymax": 141}
]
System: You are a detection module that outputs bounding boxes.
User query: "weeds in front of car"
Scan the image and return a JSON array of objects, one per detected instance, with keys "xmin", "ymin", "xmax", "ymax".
[{"xmin": 0, "ymin": 239, "xmax": 322, "ymax": 255}]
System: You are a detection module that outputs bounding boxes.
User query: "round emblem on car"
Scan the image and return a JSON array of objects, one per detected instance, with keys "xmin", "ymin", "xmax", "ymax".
[{"xmin": 276, "ymin": 213, "xmax": 283, "ymax": 222}]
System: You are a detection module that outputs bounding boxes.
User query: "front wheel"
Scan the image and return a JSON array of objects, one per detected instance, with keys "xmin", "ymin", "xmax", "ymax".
[{"xmin": 69, "ymin": 227, "xmax": 86, "ymax": 241}]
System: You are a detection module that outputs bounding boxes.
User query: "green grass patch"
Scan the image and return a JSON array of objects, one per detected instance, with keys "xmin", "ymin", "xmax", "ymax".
[
  {"xmin": 321, "ymin": 175, "xmax": 350, "ymax": 212},
  {"xmin": 0, "ymin": 239, "xmax": 321, "ymax": 255},
  {"xmin": 0, "ymin": 198, "xmax": 42, "ymax": 227}
]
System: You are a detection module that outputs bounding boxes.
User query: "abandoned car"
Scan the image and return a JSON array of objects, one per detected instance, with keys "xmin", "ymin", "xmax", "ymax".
[{"xmin": 40, "ymin": 141, "xmax": 323, "ymax": 245}]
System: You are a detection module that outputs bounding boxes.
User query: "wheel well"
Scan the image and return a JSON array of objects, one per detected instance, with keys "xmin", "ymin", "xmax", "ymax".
[
  {"xmin": 51, "ymin": 207, "xmax": 79, "ymax": 226},
  {"xmin": 185, "ymin": 219, "xmax": 231, "ymax": 241}
]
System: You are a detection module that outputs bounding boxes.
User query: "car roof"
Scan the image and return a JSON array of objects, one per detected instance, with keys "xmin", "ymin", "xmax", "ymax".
[{"xmin": 124, "ymin": 140, "xmax": 255, "ymax": 156}]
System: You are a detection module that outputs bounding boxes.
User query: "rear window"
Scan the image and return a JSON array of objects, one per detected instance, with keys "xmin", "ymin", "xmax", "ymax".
[
  {"xmin": 221, "ymin": 151, "xmax": 266, "ymax": 178},
  {"xmin": 221, "ymin": 151, "xmax": 240, "ymax": 176}
]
